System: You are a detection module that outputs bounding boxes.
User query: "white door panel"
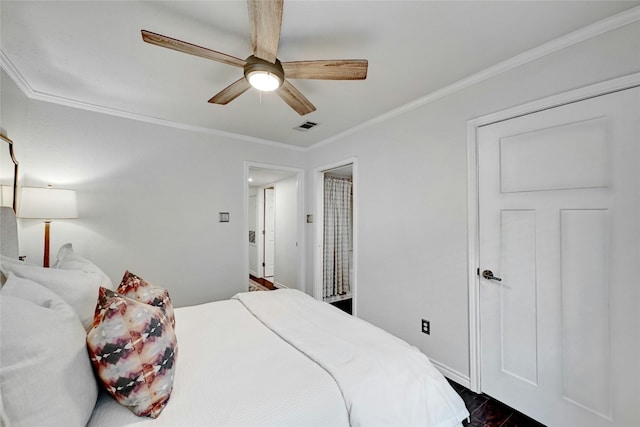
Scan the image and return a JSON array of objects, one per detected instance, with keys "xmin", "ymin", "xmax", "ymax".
[
  {"xmin": 478, "ymin": 87, "xmax": 639, "ymax": 426},
  {"xmin": 264, "ymin": 188, "xmax": 275, "ymax": 278}
]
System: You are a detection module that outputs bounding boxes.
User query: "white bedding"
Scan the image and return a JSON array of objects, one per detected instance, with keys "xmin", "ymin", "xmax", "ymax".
[
  {"xmin": 234, "ymin": 290, "xmax": 469, "ymax": 427},
  {"xmin": 89, "ymin": 290, "xmax": 468, "ymax": 427},
  {"xmin": 88, "ymin": 299, "xmax": 350, "ymax": 427}
]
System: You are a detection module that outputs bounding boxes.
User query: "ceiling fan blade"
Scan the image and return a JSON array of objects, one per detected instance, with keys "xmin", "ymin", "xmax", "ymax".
[
  {"xmin": 142, "ymin": 30, "xmax": 246, "ymax": 68},
  {"xmin": 208, "ymin": 78, "xmax": 252, "ymax": 105},
  {"xmin": 248, "ymin": 0, "xmax": 283, "ymax": 63},
  {"xmin": 282, "ymin": 60, "xmax": 368, "ymax": 80},
  {"xmin": 277, "ymin": 80, "xmax": 316, "ymax": 116}
]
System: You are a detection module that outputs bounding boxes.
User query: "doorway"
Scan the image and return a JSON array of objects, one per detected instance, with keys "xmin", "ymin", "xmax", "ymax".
[
  {"xmin": 468, "ymin": 77, "xmax": 639, "ymax": 426},
  {"xmin": 314, "ymin": 159, "xmax": 357, "ymax": 315},
  {"xmin": 246, "ymin": 163, "xmax": 304, "ymax": 291}
]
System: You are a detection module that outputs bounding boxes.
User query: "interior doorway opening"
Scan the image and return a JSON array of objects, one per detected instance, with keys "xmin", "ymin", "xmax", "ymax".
[
  {"xmin": 314, "ymin": 159, "xmax": 357, "ymax": 316},
  {"xmin": 246, "ymin": 163, "xmax": 304, "ymax": 292}
]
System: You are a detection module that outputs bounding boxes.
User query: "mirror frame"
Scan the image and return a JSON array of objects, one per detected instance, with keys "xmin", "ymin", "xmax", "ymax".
[{"xmin": 1, "ymin": 134, "xmax": 19, "ymax": 213}]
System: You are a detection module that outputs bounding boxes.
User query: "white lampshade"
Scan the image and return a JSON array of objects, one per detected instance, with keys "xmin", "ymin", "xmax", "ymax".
[{"xmin": 18, "ymin": 187, "xmax": 78, "ymax": 220}]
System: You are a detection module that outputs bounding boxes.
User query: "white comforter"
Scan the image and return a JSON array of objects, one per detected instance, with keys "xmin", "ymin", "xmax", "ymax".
[
  {"xmin": 88, "ymin": 298, "xmax": 349, "ymax": 426},
  {"xmin": 233, "ymin": 290, "xmax": 469, "ymax": 427},
  {"xmin": 89, "ymin": 290, "xmax": 468, "ymax": 427}
]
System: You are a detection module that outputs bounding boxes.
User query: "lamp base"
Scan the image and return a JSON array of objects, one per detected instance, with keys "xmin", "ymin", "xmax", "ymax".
[{"xmin": 43, "ymin": 221, "xmax": 51, "ymax": 268}]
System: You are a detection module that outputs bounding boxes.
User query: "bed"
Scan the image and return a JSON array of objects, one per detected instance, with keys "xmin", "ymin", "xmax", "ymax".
[
  {"xmin": 87, "ymin": 288, "xmax": 469, "ymax": 427},
  {"xmin": 0, "ymin": 139, "xmax": 468, "ymax": 427}
]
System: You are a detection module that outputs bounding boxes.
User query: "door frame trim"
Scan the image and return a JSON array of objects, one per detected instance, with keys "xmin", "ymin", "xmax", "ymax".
[
  {"xmin": 244, "ymin": 161, "xmax": 305, "ymax": 291},
  {"xmin": 313, "ymin": 157, "xmax": 358, "ymax": 316},
  {"xmin": 466, "ymin": 72, "xmax": 640, "ymax": 393}
]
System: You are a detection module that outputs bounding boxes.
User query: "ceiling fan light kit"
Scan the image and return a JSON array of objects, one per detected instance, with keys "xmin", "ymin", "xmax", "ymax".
[
  {"xmin": 244, "ymin": 56, "xmax": 284, "ymax": 92},
  {"xmin": 247, "ymin": 72, "xmax": 280, "ymax": 92},
  {"xmin": 141, "ymin": 0, "xmax": 368, "ymax": 115}
]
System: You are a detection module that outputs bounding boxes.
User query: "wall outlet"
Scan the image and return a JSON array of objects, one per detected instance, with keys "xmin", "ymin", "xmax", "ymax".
[{"xmin": 421, "ymin": 319, "xmax": 430, "ymax": 335}]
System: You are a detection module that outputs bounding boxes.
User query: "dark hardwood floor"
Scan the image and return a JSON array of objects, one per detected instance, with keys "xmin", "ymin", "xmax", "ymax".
[
  {"xmin": 249, "ymin": 274, "xmax": 276, "ymax": 290},
  {"xmin": 447, "ymin": 379, "xmax": 546, "ymax": 427},
  {"xmin": 329, "ymin": 297, "xmax": 352, "ymax": 314}
]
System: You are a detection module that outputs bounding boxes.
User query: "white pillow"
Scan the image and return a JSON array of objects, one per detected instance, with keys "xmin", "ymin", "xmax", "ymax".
[
  {"xmin": 0, "ymin": 273, "xmax": 99, "ymax": 426},
  {"xmin": 0, "ymin": 255, "xmax": 108, "ymax": 330},
  {"xmin": 53, "ymin": 243, "xmax": 113, "ymax": 289}
]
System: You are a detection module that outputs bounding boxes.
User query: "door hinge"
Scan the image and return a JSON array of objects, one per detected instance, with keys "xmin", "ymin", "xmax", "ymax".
[
  {"xmin": 477, "ymin": 268, "xmax": 480, "ymax": 276},
  {"xmin": 262, "ymin": 262, "xmax": 265, "ymax": 267}
]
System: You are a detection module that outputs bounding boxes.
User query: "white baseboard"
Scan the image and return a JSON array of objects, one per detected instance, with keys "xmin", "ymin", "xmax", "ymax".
[
  {"xmin": 249, "ymin": 269, "xmax": 259, "ymax": 277},
  {"xmin": 274, "ymin": 281, "xmax": 288, "ymax": 289},
  {"xmin": 429, "ymin": 358, "xmax": 471, "ymax": 389}
]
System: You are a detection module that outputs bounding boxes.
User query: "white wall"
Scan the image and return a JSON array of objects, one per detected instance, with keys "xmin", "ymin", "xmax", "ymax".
[
  {"xmin": 0, "ymin": 70, "xmax": 304, "ymax": 307},
  {"xmin": 0, "ymin": 75, "xmax": 27, "ymax": 146},
  {"xmin": 274, "ymin": 175, "xmax": 298, "ymax": 288},
  {"xmin": 303, "ymin": 22, "xmax": 640, "ymax": 380}
]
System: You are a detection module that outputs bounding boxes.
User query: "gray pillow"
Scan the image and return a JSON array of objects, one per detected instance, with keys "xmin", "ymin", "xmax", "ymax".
[
  {"xmin": 0, "ymin": 273, "xmax": 98, "ymax": 426},
  {"xmin": 0, "ymin": 255, "xmax": 108, "ymax": 330}
]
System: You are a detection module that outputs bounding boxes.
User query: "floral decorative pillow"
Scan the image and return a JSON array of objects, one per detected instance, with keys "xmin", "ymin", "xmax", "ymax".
[
  {"xmin": 117, "ymin": 271, "xmax": 175, "ymax": 328},
  {"xmin": 87, "ymin": 287, "xmax": 177, "ymax": 418}
]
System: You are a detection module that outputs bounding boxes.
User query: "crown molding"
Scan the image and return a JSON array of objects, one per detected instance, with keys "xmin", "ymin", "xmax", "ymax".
[
  {"xmin": 0, "ymin": 50, "xmax": 304, "ymax": 152},
  {"xmin": 309, "ymin": 5, "xmax": 640, "ymax": 151},
  {"xmin": 0, "ymin": 49, "xmax": 34, "ymax": 96}
]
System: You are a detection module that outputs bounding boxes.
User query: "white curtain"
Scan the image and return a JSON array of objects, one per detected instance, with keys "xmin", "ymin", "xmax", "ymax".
[{"xmin": 323, "ymin": 175, "xmax": 352, "ymax": 299}]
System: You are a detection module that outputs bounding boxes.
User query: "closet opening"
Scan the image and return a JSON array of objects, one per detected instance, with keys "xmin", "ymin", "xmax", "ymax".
[{"xmin": 314, "ymin": 160, "xmax": 356, "ymax": 315}]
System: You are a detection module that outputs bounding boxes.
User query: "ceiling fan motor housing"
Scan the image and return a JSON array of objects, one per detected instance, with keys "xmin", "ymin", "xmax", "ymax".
[{"xmin": 244, "ymin": 55, "xmax": 285, "ymax": 90}]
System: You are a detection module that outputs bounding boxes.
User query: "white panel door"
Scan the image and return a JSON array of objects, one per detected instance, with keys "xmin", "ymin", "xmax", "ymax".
[
  {"xmin": 478, "ymin": 87, "xmax": 639, "ymax": 426},
  {"xmin": 264, "ymin": 187, "xmax": 275, "ymax": 278},
  {"xmin": 248, "ymin": 194, "xmax": 258, "ymax": 276}
]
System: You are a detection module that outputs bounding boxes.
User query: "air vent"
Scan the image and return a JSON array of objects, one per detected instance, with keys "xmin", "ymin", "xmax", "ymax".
[{"xmin": 294, "ymin": 121, "xmax": 319, "ymax": 131}]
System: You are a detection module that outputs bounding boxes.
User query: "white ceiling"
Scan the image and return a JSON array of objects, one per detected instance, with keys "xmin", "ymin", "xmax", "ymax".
[{"xmin": 1, "ymin": 1, "xmax": 638, "ymax": 149}]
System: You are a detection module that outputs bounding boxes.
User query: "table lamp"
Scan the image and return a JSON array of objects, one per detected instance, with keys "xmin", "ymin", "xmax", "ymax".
[{"xmin": 17, "ymin": 185, "xmax": 78, "ymax": 267}]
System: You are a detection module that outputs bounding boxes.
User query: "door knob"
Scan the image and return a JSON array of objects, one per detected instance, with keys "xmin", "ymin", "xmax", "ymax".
[{"xmin": 482, "ymin": 270, "xmax": 502, "ymax": 281}]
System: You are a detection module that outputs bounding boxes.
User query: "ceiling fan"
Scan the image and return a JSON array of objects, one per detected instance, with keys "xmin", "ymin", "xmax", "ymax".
[{"xmin": 141, "ymin": 0, "xmax": 368, "ymax": 116}]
